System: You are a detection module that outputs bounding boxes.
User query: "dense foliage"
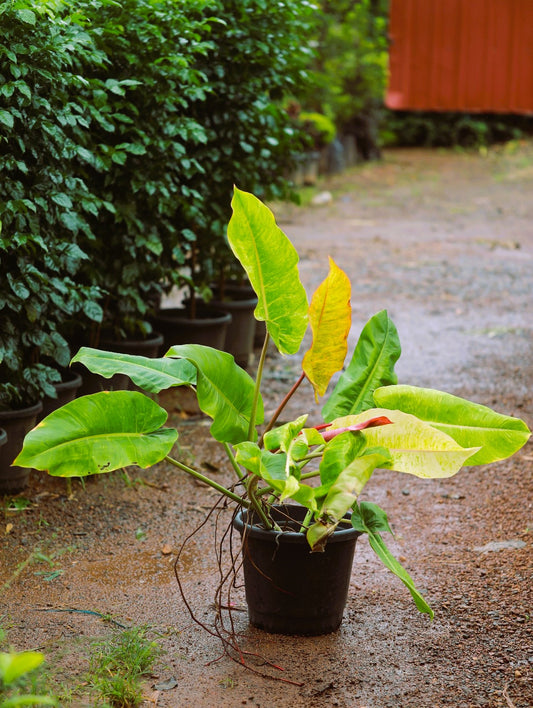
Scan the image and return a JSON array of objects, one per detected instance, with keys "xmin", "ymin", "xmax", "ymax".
[
  {"xmin": 381, "ymin": 111, "xmax": 533, "ymax": 149},
  {"xmin": 66, "ymin": 0, "xmax": 216, "ymax": 342},
  {"xmin": 0, "ymin": 0, "xmax": 315, "ymax": 405},
  {"xmin": 181, "ymin": 0, "xmax": 316, "ymax": 293},
  {"xmin": 297, "ymin": 0, "xmax": 389, "ymax": 160},
  {"xmin": 0, "ymin": 2, "xmax": 103, "ymax": 408}
]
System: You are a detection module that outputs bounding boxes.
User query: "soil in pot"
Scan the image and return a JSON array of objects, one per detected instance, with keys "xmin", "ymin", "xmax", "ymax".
[
  {"xmin": 151, "ymin": 307, "xmax": 231, "ymax": 353},
  {"xmin": 233, "ymin": 505, "xmax": 361, "ymax": 636},
  {"xmin": 209, "ymin": 285, "xmax": 258, "ymax": 368},
  {"xmin": 0, "ymin": 400, "xmax": 43, "ymax": 495}
]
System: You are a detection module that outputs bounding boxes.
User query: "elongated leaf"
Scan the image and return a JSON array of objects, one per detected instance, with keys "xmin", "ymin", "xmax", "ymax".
[
  {"xmin": 227, "ymin": 187, "xmax": 308, "ymax": 355},
  {"xmin": 167, "ymin": 344, "xmax": 263, "ymax": 444},
  {"xmin": 331, "ymin": 409, "xmax": 480, "ymax": 478},
  {"xmin": 322, "ymin": 310, "xmax": 401, "ymax": 421},
  {"xmin": 307, "ymin": 448, "xmax": 389, "ymax": 551},
  {"xmin": 15, "ymin": 392, "xmax": 177, "ymax": 477},
  {"xmin": 374, "ymin": 384, "xmax": 531, "ymax": 465},
  {"xmin": 302, "ymin": 258, "xmax": 351, "ymax": 399},
  {"xmin": 318, "ymin": 431, "xmax": 367, "ymax": 487},
  {"xmin": 351, "ymin": 502, "xmax": 434, "ymax": 618},
  {"xmin": 71, "ymin": 347, "xmax": 196, "ymax": 393}
]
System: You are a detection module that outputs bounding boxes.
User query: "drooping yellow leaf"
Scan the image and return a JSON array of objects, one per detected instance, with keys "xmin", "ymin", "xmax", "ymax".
[{"xmin": 302, "ymin": 258, "xmax": 351, "ymax": 400}]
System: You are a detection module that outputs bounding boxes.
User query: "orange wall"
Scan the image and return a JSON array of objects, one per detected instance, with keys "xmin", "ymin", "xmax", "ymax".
[{"xmin": 386, "ymin": 0, "xmax": 533, "ymax": 114}]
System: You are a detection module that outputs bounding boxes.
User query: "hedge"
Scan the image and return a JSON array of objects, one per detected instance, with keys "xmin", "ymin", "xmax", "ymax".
[{"xmin": 0, "ymin": 0, "xmax": 316, "ymax": 406}]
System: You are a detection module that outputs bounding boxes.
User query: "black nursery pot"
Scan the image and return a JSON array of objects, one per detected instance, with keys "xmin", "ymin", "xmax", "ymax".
[
  {"xmin": 152, "ymin": 307, "xmax": 231, "ymax": 353},
  {"xmin": 39, "ymin": 369, "xmax": 83, "ymax": 421},
  {"xmin": 233, "ymin": 505, "xmax": 361, "ymax": 636},
  {"xmin": 0, "ymin": 400, "xmax": 43, "ymax": 494},
  {"xmin": 209, "ymin": 285, "xmax": 258, "ymax": 368}
]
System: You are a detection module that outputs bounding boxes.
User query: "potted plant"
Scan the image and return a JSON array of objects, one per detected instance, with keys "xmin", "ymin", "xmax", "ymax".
[{"xmin": 16, "ymin": 188, "xmax": 530, "ymax": 637}]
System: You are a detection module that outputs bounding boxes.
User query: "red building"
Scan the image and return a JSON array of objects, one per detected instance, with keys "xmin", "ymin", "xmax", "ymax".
[{"xmin": 386, "ymin": 0, "xmax": 533, "ymax": 114}]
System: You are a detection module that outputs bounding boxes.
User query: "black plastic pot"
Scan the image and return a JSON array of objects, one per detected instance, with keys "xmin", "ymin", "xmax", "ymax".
[
  {"xmin": 209, "ymin": 285, "xmax": 258, "ymax": 368},
  {"xmin": 39, "ymin": 369, "xmax": 83, "ymax": 421},
  {"xmin": 152, "ymin": 307, "xmax": 231, "ymax": 353},
  {"xmin": 0, "ymin": 400, "xmax": 43, "ymax": 495},
  {"xmin": 233, "ymin": 505, "xmax": 361, "ymax": 635}
]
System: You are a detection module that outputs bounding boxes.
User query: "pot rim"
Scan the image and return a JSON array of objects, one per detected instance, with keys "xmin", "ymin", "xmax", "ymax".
[
  {"xmin": 0, "ymin": 399, "xmax": 43, "ymax": 420},
  {"xmin": 233, "ymin": 505, "xmax": 361, "ymax": 544},
  {"xmin": 100, "ymin": 331, "xmax": 165, "ymax": 347},
  {"xmin": 154, "ymin": 307, "xmax": 232, "ymax": 326}
]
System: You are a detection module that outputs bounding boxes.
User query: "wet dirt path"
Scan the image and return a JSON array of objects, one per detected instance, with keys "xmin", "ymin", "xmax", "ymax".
[{"xmin": 1, "ymin": 144, "xmax": 532, "ymax": 707}]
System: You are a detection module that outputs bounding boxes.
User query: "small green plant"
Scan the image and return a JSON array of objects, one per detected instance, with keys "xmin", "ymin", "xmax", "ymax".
[
  {"xmin": 299, "ymin": 112, "xmax": 336, "ymax": 149},
  {"xmin": 17, "ymin": 188, "xmax": 530, "ymax": 621},
  {"xmin": 87, "ymin": 627, "xmax": 162, "ymax": 708},
  {"xmin": 0, "ymin": 648, "xmax": 57, "ymax": 707},
  {"xmin": 4, "ymin": 499, "xmax": 30, "ymax": 512}
]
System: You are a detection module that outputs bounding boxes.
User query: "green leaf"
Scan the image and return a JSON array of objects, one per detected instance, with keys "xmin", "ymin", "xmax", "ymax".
[
  {"xmin": 167, "ymin": 344, "xmax": 263, "ymax": 444},
  {"xmin": 0, "ymin": 651, "xmax": 44, "ymax": 683},
  {"xmin": 0, "ymin": 110, "xmax": 14, "ymax": 129},
  {"xmin": 263, "ymin": 415, "xmax": 308, "ymax": 452},
  {"xmin": 235, "ymin": 442, "xmax": 317, "ymax": 509},
  {"xmin": 351, "ymin": 502, "xmax": 434, "ymax": 618},
  {"xmin": 331, "ymin": 409, "xmax": 480, "ymax": 478},
  {"xmin": 16, "ymin": 8, "xmax": 36, "ymax": 25},
  {"xmin": 318, "ymin": 431, "xmax": 367, "ymax": 487},
  {"xmin": 373, "ymin": 385, "xmax": 531, "ymax": 465},
  {"xmin": 1, "ymin": 695, "xmax": 57, "ymax": 706},
  {"xmin": 71, "ymin": 348, "xmax": 196, "ymax": 393},
  {"xmin": 82, "ymin": 300, "xmax": 103, "ymax": 322},
  {"xmin": 322, "ymin": 310, "xmax": 401, "ymax": 421},
  {"xmin": 307, "ymin": 446, "xmax": 389, "ymax": 550},
  {"xmin": 15, "ymin": 392, "xmax": 177, "ymax": 478},
  {"xmin": 51, "ymin": 193, "xmax": 73, "ymax": 208},
  {"xmin": 227, "ymin": 187, "xmax": 308, "ymax": 355}
]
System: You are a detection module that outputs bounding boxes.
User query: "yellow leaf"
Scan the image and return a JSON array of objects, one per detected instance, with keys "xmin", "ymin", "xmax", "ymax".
[{"xmin": 302, "ymin": 258, "xmax": 351, "ymax": 400}]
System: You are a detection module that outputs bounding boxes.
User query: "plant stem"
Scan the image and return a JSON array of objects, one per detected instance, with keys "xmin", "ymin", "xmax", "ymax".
[
  {"xmin": 261, "ymin": 371, "xmax": 306, "ymax": 441},
  {"xmin": 164, "ymin": 456, "xmax": 249, "ymax": 507},
  {"xmin": 223, "ymin": 442, "xmax": 245, "ymax": 481},
  {"xmin": 246, "ymin": 474, "xmax": 274, "ymax": 530},
  {"xmin": 247, "ymin": 329, "xmax": 270, "ymax": 441},
  {"xmin": 256, "ymin": 468, "xmax": 321, "ymax": 497}
]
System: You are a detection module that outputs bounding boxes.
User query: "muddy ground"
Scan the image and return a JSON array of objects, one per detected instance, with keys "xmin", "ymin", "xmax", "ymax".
[{"xmin": 1, "ymin": 144, "xmax": 532, "ymax": 707}]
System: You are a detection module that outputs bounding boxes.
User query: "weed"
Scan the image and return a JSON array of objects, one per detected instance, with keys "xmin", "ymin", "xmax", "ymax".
[
  {"xmin": 4, "ymin": 498, "xmax": 31, "ymax": 512},
  {"xmin": 134, "ymin": 528, "xmax": 146, "ymax": 542},
  {"xmin": 87, "ymin": 627, "xmax": 162, "ymax": 708}
]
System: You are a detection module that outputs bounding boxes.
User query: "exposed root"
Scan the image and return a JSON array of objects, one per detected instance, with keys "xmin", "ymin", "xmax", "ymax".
[{"xmin": 172, "ymin": 494, "xmax": 303, "ymax": 686}]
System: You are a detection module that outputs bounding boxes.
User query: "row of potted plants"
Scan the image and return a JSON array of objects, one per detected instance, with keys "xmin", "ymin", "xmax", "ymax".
[{"xmin": 17, "ymin": 188, "xmax": 530, "ymax": 641}]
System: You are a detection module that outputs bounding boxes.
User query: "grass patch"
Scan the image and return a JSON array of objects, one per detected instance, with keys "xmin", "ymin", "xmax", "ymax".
[{"xmin": 87, "ymin": 627, "xmax": 162, "ymax": 707}]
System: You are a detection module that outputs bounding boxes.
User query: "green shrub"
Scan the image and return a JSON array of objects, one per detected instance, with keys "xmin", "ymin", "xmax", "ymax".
[
  {"xmin": 381, "ymin": 110, "xmax": 533, "ymax": 149},
  {"xmin": 0, "ymin": 1, "xmax": 103, "ymax": 408},
  {"xmin": 299, "ymin": 111, "xmax": 337, "ymax": 149},
  {"xmin": 180, "ymin": 0, "xmax": 317, "ymax": 292},
  {"xmin": 62, "ymin": 0, "xmax": 217, "ymax": 341},
  {"xmin": 1, "ymin": 0, "xmax": 318, "ymax": 405}
]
